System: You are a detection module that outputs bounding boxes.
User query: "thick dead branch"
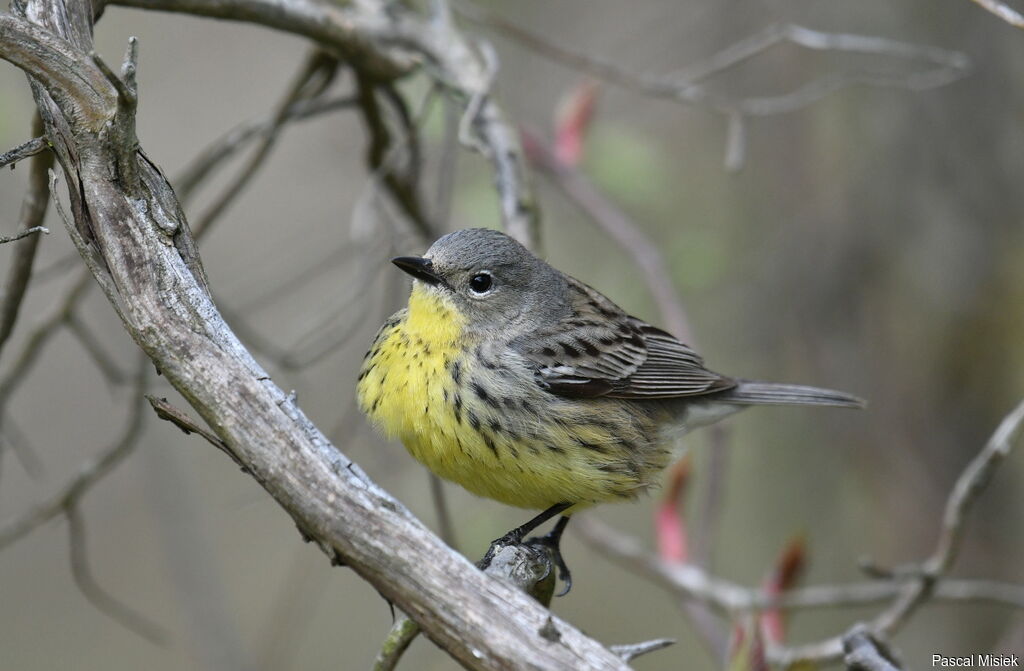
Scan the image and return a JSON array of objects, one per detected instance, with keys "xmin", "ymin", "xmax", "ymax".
[{"xmin": 0, "ymin": 3, "xmax": 625, "ymax": 668}]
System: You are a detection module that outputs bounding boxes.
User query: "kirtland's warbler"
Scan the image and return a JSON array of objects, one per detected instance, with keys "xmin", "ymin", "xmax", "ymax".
[{"xmin": 357, "ymin": 228, "xmax": 863, "ymax": 593}]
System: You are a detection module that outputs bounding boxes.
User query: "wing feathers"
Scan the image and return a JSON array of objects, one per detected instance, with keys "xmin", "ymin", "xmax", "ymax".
[{"xmin": 514, "ymin": 279, "xmax": 734, "ymax": 400}]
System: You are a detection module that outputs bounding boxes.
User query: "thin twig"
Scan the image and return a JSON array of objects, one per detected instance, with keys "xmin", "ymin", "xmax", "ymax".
[
  {"xmin": 146, "ymin": 395, "xmax": 246, "ymax": 470},
  {"xmin": 458, "ymin": 5, "xmax": 969, "ymax": 117},
  {"xmin": 0, "ymin": 225, "xmax": 48, "ymax": 244},
  {"xmin": 354, "ymin": 71, "xmax": 433, "ymax": 237},
  {"xmin": 429, "ymin": 474, "xmax": 458, "ymax": 548},
  {"xmin": 578, "ymin": 398, "xmax": 1024, "ymax": 666},
  {"xmin": 0, "ymin": 135, "xmax": 48, "ymax": 170},
  {"xmin": 524, "ymin": 132, "xmax": 693, "ymax": 343},
  {"xmin": 374, "ymin": 0, "xmax": 539, "ymax": 246},
  {"xmin": 374, "ymin": 613, "xmax": 421, "ymax": 671},
  {"xmin": 609, "ymin": 638, "xmax": 675, "ymax": 662},
  {"xmin": 968, "ymin": 0, "xmax": 1024, "ymax": 28},
  {"xmin": 0, "ymin": 115, "xmax": 52, "ymax": 359},
  {"xmin": 578, "ymin": 515, "xmax": 1024, "ymax": 614},
  {"xmin": 0, "ymin": 412, "xmax": 45, "ymax": 479},
  {"xmin": 0, "ymin": 272, "xmax": 92, "ymax": 413},
  {"xmin": 0, "ymin": 358, "xmax": 165, "ymax": 644},
  {"xmin": 191, "ymin": 50, "xmax": 339, "ymax": 238},
  {"xmin": 870, "ymin": 398, "xmax": 1024, "ymax": 635},
  {"xmin": 66, "ymin": 313, "xmax": 128, "ymax": 387},
  {"xmin": 0, "ymin": 356, "xmax": 148, "ymax": 552},
  {"xmin": 66, "ymin": 503, "xmax": 168, "ymax": 645},
  {"xmin": 173, "ymin": 94, "xmax": 357, "ymax": 203},
  {"xmin": 842, "ymin": 624, "xmax": 902, "ymax": 671},
  {"xmin": 0, "ymin": 117, "xmax": 52, "ymax": 357}
]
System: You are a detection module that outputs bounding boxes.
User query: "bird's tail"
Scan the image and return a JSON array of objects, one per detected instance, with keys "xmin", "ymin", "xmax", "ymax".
[{"xmin": 717, "ymin": 380, "xmax": 865, "ymax": 409}]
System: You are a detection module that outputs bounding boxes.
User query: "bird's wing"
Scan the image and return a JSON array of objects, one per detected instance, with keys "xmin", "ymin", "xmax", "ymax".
[{"xmin": 511, "ymin": 279, "xmax": 735, "ymax": 399}]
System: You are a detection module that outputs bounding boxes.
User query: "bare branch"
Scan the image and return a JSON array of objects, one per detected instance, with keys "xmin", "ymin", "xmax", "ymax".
[
  {"xmin": 65, "ymin": 503, "xmax": 168, "ymax": 645},
  {"xmin": 374, "ymin": 613, "xmax": 421, "ymax": 671},
  {"xmin": 0, "ymin": 271, "xmax": 91, "ymax": 414},
  {"xmin": 66, "ymin": 313, "xmax": 128, "ymax": 386},
  {"xmin": 100, "ymin": 0, "xmax": 539, "ymax": 246},
  {"xmin": 192, "ymin": 49, "xmax": 338, "ymax": 238},
  {"xmin": 173, "ymin": 94, "xmax": 356, "ymax": 202},
  {"xmin": 0, "ymin": 135, "xmax": 48, "ymax": 170},
  {"xmin": 146, "ymin": 394, "xmax": 246, "ymax": 470},
  {"xmin": 5, "ymin": 2, "xmax": 626, "ymax": 665},
  {"xmin": 609, "ymin": 638, "xmax": 675, "ymax": 662},
  {"xmin": 458, "ymin": 5, "xmax": 970, "ymax": 117},
  {"xmin": 523, "ymin": 133, "xmax": 694, "ymax": 343},
  {"xmin": 353, "ymin": 69, "xmax": 433, "ymax": 236},
  {"xmin": 578, "ymin": 398, "xmax": 1024, "ymax": 667},
  {"xmin": 0, "ymin": 356, "xmax": 148, "ymax": 552},
  {"xmin": 869, "ymin": 398, "xmax": 1024, "ymax": 636},
  {"xmin": 0, "ymin": 412, "xmax": 46, "ymax": 479},
  {"xmin": 103, "ymin": 0, "xmax": 414, "ymax": 80},
  {"xmin": 842, "ymin": 625, "xmax": 902, "ymax": 671},
  {"xmin": 0, "ymin": 14, "xmax": 118, "ymax": 131},
  {"xmin": 580, "ymin": 516, "xmax": 1024, "ymax": 615},
  {"xmin": 968, "ymin": 0, "xmax": 1024, "ymax": 29},
  {"xmin": 429, "ymin": 473, "xmax": 458, "ymax": 548},
  {"xmin": 0, "ymin": 225, "xmax": 48, "ymax": 244},
  {"xmin": 0, "ymin": 115, "xmax": 52, "ymax": 357}
]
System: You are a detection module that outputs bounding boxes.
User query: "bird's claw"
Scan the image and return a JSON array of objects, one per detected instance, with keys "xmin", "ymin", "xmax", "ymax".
[{"xmin": 526, "ymin": 533, "xmax": 573, "ymax": 596}]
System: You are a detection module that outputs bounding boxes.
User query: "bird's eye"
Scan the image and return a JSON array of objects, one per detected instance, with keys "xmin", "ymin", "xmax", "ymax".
[{"xmin": 468, "ymin": 273, "xmax": 493, "ymax": 295}]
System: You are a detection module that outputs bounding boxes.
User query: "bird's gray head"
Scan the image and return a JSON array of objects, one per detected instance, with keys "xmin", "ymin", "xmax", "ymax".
[{"xmin": 392, "ymin": 228, "xmax": 571, "ymax": 335}]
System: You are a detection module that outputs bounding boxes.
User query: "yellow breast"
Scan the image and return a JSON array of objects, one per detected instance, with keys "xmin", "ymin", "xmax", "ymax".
[
  {"xmin": 357, "ymin": 285, "xmax": 465, "ymax": 453},
  {"xmin": 357, "ymin": 285, "xmax": 665, "ymax": 510}
]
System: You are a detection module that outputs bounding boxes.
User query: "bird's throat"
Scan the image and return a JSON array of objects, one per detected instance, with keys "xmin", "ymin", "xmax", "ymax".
[{"xmin": 405, "ymin": 283, "xmax": 465, "ymax": 344}]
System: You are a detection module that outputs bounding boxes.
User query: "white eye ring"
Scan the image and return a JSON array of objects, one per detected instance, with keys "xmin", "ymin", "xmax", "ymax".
[{"xmin": 468, "ymin": 271, "xmax": 494, "ymax": 296}]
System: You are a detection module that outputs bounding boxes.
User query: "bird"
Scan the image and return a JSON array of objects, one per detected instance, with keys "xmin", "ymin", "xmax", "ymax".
[{"xmin": 356, "ymin": 227, "xmax": 863, "ymax": 594}]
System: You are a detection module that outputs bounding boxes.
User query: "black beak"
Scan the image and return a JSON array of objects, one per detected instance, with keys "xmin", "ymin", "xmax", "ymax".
[{"xmin": 391, "ymin": 256, "xmax": 443, "ymax": 286}]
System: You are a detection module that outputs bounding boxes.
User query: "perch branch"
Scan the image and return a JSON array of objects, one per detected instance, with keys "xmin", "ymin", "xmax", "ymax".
[{"xmin": 2, "ymin": 4, "xmax": 626, "ymax": 668}]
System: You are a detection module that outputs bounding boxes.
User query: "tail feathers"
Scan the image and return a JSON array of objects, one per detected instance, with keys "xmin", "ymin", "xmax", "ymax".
[{"xmin": 720, "ymin": 380, "xmax": 866, "ymax": 409}]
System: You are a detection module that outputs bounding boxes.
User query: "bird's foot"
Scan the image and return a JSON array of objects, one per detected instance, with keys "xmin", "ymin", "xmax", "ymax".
[
  {"xmin": 476, "ymin": 529, "xmax": 523, "ymax": 572},
  {"xmin": 525, "ymin": 529, "xmax": 572, "ymax": 596}
]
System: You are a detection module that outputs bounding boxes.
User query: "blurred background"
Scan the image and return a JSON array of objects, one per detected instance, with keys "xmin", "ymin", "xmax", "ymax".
[{"xmin": 1, "ymin": 0, "xmax": 1023, "ymax": 669}]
